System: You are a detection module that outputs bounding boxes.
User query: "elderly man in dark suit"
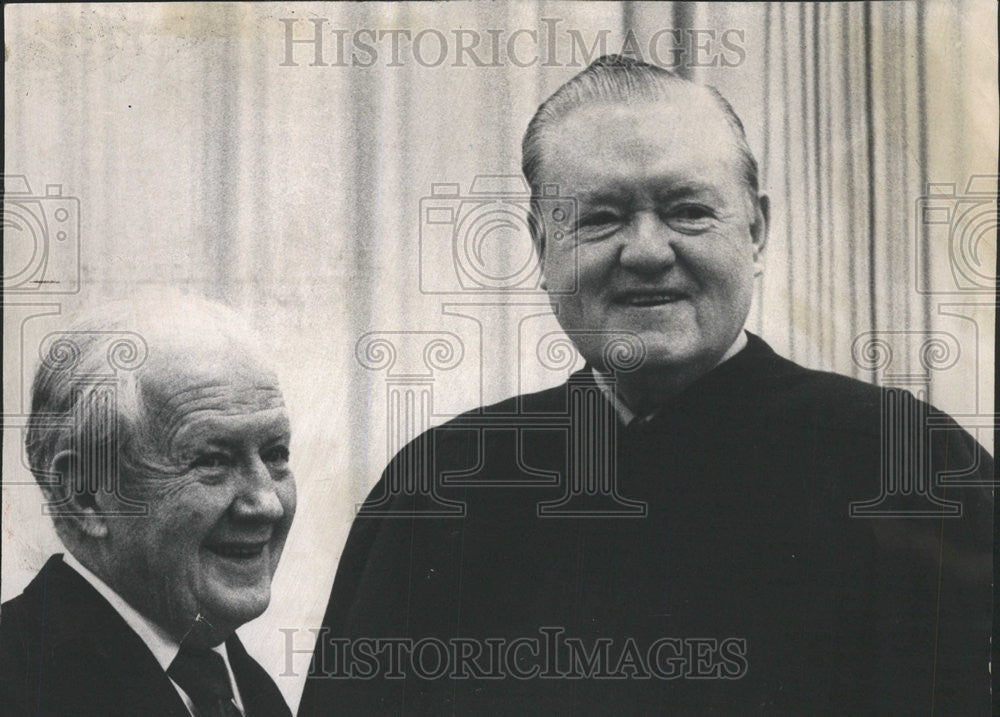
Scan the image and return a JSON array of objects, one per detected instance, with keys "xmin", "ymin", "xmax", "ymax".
[
  {"xmin": 300, "ymin": 56, "xmax": 992, "ymax": 715},
  {"xmin": 1, "ymin": 295, "xmax": 295, "ymax": 716}
]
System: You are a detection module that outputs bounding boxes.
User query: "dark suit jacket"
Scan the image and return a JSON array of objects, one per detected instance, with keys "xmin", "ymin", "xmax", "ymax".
[
  {"xmin": 0, "ymin": 554, "xmax": 291, "ymax": 717},
  {"xmin": 300, "ymin": 333, "xmax": 993, "ymax": 716}
]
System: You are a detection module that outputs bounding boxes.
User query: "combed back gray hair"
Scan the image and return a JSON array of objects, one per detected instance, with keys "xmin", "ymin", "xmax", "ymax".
[
  {"xmin": 25, "ymin": 292, "xmax": 269, "ymax": 508},
  {"xmin": 521, "ymin": 54, "xmax": 760, "ymax": 253}
]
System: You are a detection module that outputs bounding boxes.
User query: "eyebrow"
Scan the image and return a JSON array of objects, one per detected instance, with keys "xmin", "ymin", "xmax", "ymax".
[
  {"xmin": 575, "ymin": 180, "xmax": 724, "ymax": 206},
  {"xmin": 170, "ymin": 414, "xmax": 292, "ymax": 448},
  {"xmin": 575, "ymin": 184, "xmax": 633, "ymax": 205},
  {"xmin": 653, "ymin": 181, "xmax": 724, "ymax": 201}
]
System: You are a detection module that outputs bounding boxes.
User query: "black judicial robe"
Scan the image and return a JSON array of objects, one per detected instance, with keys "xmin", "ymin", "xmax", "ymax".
[{"xmin": 300, "ymin": 334, "xmax": 992, "ymax": 715}]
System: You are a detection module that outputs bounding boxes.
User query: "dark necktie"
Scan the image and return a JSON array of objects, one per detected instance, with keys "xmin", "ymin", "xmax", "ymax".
[{"xmin": 168, "ymin": 646, "xmax": 243, "ymax": 717}]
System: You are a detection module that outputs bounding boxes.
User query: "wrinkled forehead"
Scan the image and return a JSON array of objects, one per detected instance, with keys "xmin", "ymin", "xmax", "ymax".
[
  {"xmin": 137, "ymin": 335, "xmax": 285, "ymax": 429},
  {"xmin": 536, "ymin": 90, "xmax": 745, "ymax": 186}
]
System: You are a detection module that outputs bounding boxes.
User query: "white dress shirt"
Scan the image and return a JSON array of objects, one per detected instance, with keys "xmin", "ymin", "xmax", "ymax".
[
  {"xmin": 62, "ymin": 552, "xmax": 245, "ymax": 716},
  {"xmin": 593, "ymin": 330, "xmax": 749, "ymax": 426}
]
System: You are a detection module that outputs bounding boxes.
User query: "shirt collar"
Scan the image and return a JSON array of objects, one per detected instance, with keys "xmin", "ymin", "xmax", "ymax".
[
  {"xmin": 61, "ymin": 552, "xmax": 244, "ymax": 713},
  {"xmin": 592, "ymin": 330, "xmax": 749, "ymax": 426}
]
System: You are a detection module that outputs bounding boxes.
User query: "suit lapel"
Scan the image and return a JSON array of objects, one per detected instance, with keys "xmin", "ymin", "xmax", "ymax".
[
  {"xmin": 227, "ymin": 633, "xmax": 291, "ymax": 717},
  {"xmin": 26, "ymin": 555, "xmax": 191, "ymax": 716}
]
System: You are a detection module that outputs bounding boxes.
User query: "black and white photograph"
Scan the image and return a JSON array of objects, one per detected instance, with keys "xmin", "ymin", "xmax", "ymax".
[{"xmin": 2, "ymin": 2, "xmax": 996, "ymax": 714}]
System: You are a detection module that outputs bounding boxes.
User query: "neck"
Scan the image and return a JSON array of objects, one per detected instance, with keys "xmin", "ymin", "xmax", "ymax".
[{"xmin": 608, "ymin": 332, "xmax": 747, "ymax": 417}]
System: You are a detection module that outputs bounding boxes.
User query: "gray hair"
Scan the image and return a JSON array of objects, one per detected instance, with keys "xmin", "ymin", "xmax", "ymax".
[
  {"xmin": 25, "ymin": 291, "xmax": 270, "ymax": 516},
  {"xmin": 522, "ymin": 54, "xmax": 760, "ymax": 254}
]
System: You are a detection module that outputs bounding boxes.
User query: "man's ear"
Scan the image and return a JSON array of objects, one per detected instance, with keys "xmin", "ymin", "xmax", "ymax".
[
  {"xmin": 48, "ymin": 449, "xmax": 109, "ymax": 539},
  {"xmin": 751, "ymin": 194, "xmax": 769, "ymax": 256}
]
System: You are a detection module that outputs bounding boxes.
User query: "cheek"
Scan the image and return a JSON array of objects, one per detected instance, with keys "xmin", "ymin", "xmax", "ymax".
[
  {"xmin": 541, "ymin": 252, "xmax": 572, "ymax": 293},
  {"xmin": 695, "ymin": 237, "xmax": 755, "ymax": 289},
  {"xmin": 111, "ymin": 516, "xmax": 195, "ymax": 593},
  {"xmin": 151, "ymin": 487, "xmax": 232, "ymax": 549},
  {"xmin": 278, "ymin": 479, "xmax": 297, "ymax": 524},
  {"xmin": 544, "ymin": 240, "xmax": 611, "ymax": 284}
]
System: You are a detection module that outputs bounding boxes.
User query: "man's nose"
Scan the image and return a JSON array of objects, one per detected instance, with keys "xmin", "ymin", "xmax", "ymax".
[
  {"xmin": 618, "ymin": 211, "xmax": 677, "ymax": 274},
  {"xmin": 232, "ymin": 457, "xmax": 285, "ymax": 522}
]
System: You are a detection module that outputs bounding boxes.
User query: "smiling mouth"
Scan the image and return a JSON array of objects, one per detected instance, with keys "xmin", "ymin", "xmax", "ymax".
[
  {"xmin": 617, "ymin": 291, "xmax": 688, "ymax": 307},
  {"xmin": 204, "ymin": 542, "xmax": 268, "ymax": 560}
]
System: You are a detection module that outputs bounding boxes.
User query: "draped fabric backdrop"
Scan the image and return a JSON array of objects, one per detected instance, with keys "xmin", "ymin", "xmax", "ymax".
[{"xmin": 3, "ymin": 2, "xmax": 996, "ymax": 710}]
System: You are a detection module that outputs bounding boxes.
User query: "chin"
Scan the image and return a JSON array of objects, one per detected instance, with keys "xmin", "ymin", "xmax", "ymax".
[
  {"xmin": 632, "ymin": 334, "xmax": 702, "ymax": 370},
  {"xmin": 203, "ymin": 588, "xmax": 271, "ymax": 633}
]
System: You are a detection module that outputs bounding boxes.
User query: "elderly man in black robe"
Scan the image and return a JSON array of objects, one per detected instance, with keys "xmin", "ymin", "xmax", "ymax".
[{"xmin": 300, "ymin": 56, "xmax": 992, "ymax": 715}]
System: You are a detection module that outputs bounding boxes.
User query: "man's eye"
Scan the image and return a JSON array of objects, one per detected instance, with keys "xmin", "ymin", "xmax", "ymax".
[
  {"xmin": 191, "ymin": 453, "xmax": 231, "ymax": 470},
  {"xmin": 665, "ymin": 205, "xmax": 715, "ymax": 231},
  {"xmin": 579, "ymin": 210, "xmax": 622, "ymax": 228},
  {"xmin": 673, "ymin": 204, "xmax": 714, "ymax": 219},
  {"xmin": 262, "ymin": 445, "xmax": 290, "ymax": 465}
]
